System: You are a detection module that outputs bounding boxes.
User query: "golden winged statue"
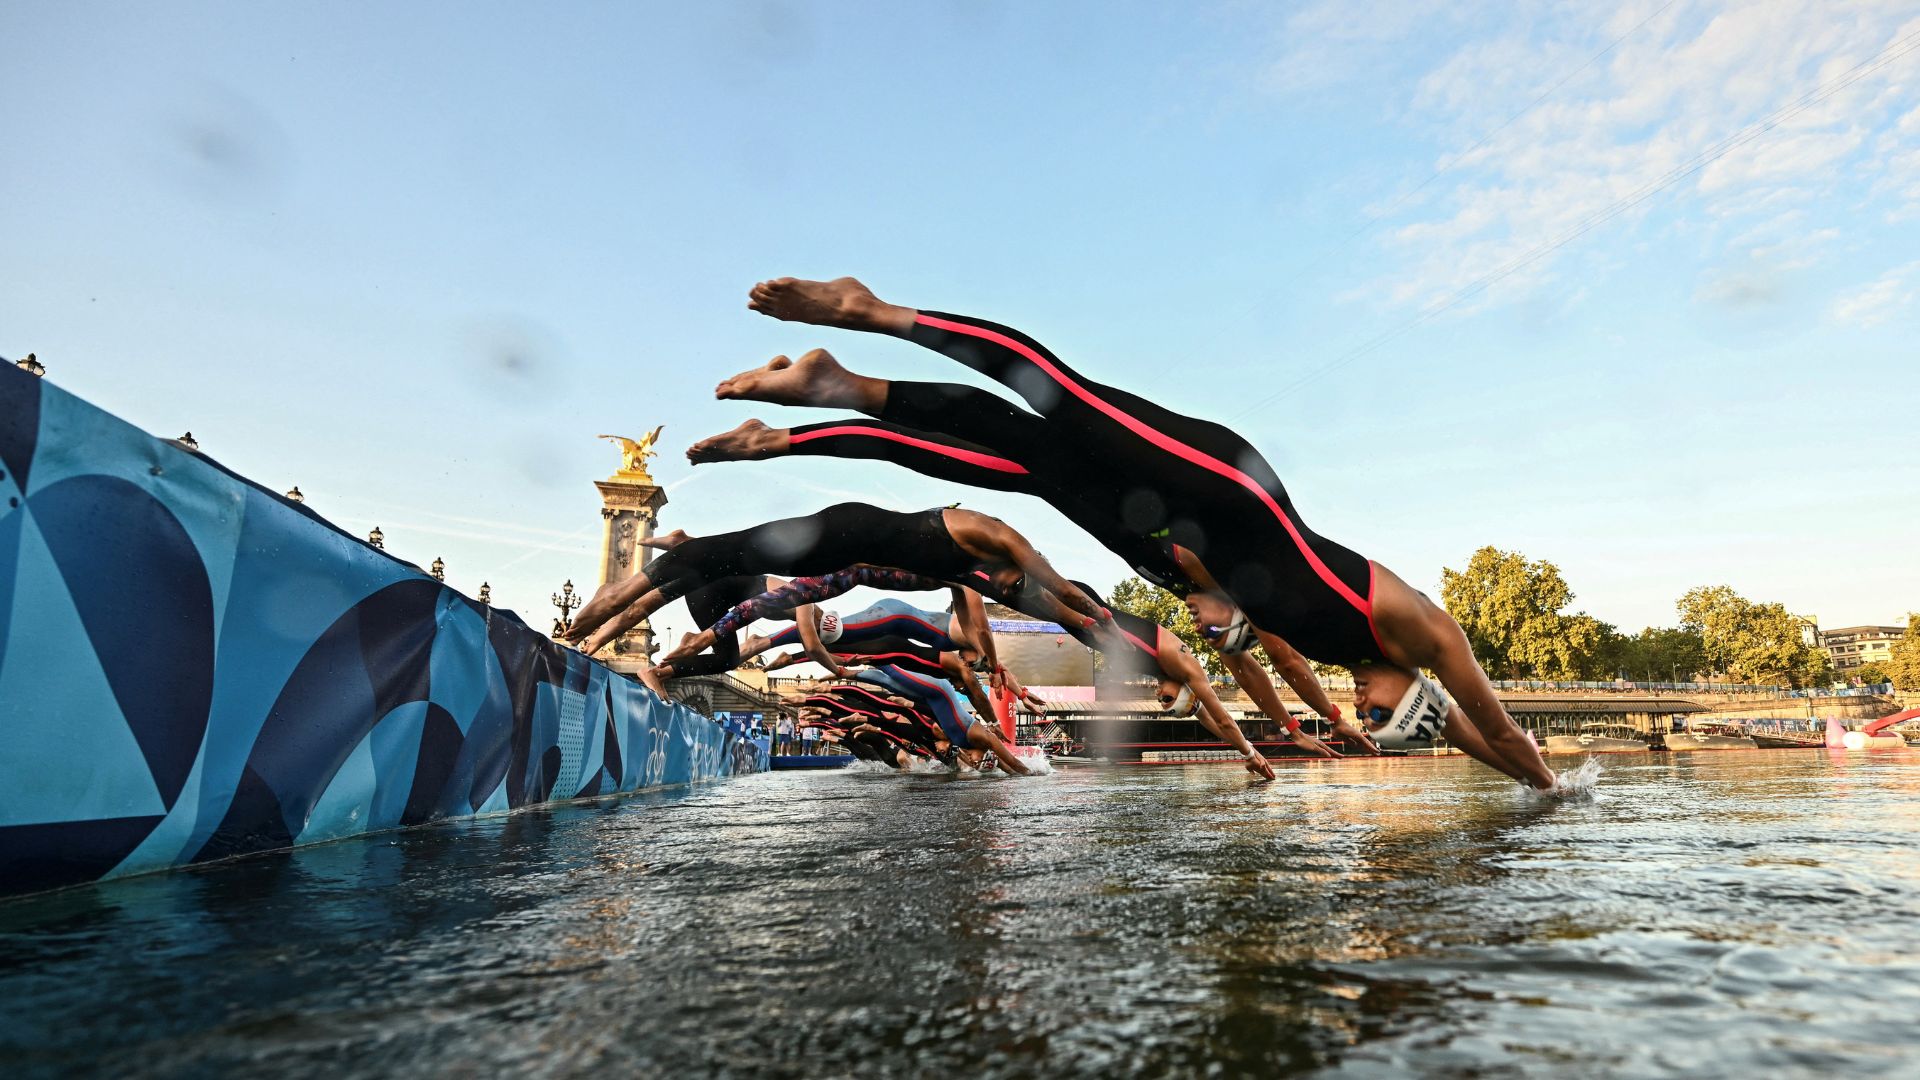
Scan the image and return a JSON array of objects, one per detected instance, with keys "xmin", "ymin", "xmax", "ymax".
[{"xmin": 598, "ymin": 426, "xmax": 665, "ymax": 481}]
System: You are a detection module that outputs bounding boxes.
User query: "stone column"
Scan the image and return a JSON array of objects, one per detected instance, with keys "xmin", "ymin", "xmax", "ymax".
[{"xmin": 594, "ymin": 477, "xmax": 668, "ymax": 674}]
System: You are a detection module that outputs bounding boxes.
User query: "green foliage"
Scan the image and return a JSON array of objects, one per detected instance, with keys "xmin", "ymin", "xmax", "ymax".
[
  {"xmin": 1676, "ymin": 585, "xmax": 1831, "ymax": 688},
  {"xmin": 1886, "ymin": 613, "xmax": 1920, "ymax": 691},
  {"xmin": 1849, "ymin": 661, "xmax": 1893, "ymax": 686},
  {"xmin": 1608, "ymin": 625, "xmax": 1709, "ymax": 683},
  {"xmin": 1438, "ymin": 547, "xmax": 1610, "ymax": 679}
]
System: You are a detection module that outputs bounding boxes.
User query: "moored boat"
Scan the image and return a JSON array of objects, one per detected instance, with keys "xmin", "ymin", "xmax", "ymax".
[
  {"xmin": 1544, "ymin": 722, "xmax": 1649, "ymax": 754},
  {"xmin": 1664, "ymin": 722, "xmax": 1758, "ymax": 751}
]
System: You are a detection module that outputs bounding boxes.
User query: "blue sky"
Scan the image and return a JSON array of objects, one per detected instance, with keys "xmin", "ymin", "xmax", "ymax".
[{"xmin": 4, "ymin": 0, "xmax": 1917, "ymax": 644}]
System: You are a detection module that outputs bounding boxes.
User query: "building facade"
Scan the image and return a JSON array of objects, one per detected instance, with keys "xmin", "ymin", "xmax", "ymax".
[{"xmin": 1821, "ymin": 625, "xmax": 1904, "ymax": 672}]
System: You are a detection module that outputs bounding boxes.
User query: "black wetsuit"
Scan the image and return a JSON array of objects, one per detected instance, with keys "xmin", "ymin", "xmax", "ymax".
[
  {"xmin": 635, "ymin": 502, "xmax": 986, "ymax": 607},
  {"xmin": 666, "ymin": 574, "xmax": 770, "ymax": 677},
  {"xmin": 784, "ymin": 312, "xmax": 1386, "ymax": 665},
  {"xmin": 789, "ymin": 417, "xmax": 1189, "ymax": 590}
]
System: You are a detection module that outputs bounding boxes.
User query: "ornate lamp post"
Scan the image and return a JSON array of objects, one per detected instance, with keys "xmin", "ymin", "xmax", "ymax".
[
  {"xmin": 478, "ymin": 582, "xmax": 492, "ymax": 605},
  {"xmin": 285, "ymin": 485, "xmax": 304, "ymax": 503},
  {"xmin": 14, "ymin": 353, "xmax": 45, "ymax": 376},
  {"xmin": 367, "ymin": 526, "xmax": 384, "ymax": 550},
  {"xmin": 551, "ymin": 579, "xmax": 582, "ymax": 639},
  {"xmin": 430, "ymin": 557, "xmax": 445, "ymax": 582}
]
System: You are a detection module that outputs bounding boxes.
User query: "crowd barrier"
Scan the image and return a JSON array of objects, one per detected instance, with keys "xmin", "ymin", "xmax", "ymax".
[{"xmin": 0, "ymin": 365, "xmax": 766, "ymax": 898}]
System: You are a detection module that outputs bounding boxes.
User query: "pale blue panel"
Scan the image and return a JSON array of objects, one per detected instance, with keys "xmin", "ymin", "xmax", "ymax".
[
  {"xmin": 301, "ymin": 732, "xmax": 379, "ymax": 844},
  {"xmin": 0, "ymin": 513, "xmax": 164, "ymax": 827},
  {"xmin": 365, "ymin": 701, "xmax": 429, "ymax": 832}
]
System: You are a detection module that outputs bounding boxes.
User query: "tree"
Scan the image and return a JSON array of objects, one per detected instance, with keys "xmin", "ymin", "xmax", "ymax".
[
  {"xmin": 1886, "ymin": 613, "xmax": 1920, "ymax": 691},
  {"xmin": 1850, "ymin": 661, "xmax": 1893, "ymax": 686},
  {"xmin": 1676, "ymin": 585, "xmax": 1830, "ymax": 688},
  {"xmin": 1439, "ymin": 547, "xmax": 1609, "ymax": 679},
  {"xmin": 1609, "ymin": 626, "xmax": 1708, "ymax": 683}
]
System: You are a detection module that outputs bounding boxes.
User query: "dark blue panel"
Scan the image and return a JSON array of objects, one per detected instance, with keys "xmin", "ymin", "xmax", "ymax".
[
  {"xmin": 0, "ymin": 815, "xmax": 166, "ymax": 894},
  {"xmin": 357, "ymin": 582, "xmax": 438, "ymax": 717},
  {"xmin": 0, "ymin": 364, "xmax": 40, "ymax": 492},
  {"xmin": 401, "ymin": 704, "xmax": 463, "ymax": 825},
  {"xmin": 194, "ymin": 765, "xmax": 297, "ymax": 863},
  {"xmin": 0, "ymin": 511, "xmax": 20, "ymax": 674},
  {"xmin": 459, "ymin": 647, "xmax": 518, "ymax": 811},
  {"xmin": 601, "ymin": 687, "xmax": 624, "ymax": 784},
  {"xmin": 31, "ymin": 475, "xmax": 215, "ymax": 809}
]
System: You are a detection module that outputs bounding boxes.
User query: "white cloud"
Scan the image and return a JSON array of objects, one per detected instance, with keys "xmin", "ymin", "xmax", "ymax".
[
  {"xmin": 1830, "ymin": 260, "xmax": 1920, "ymax": 326},
  {"xmin": 1263, "ymin": 1, "xmax": 1920, "ymax": 313}
]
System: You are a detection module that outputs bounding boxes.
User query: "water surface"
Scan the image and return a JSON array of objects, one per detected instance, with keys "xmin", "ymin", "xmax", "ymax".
[{"xmin": 4, "ymin": 751, "xmax": 1918, "ymax": 1077}]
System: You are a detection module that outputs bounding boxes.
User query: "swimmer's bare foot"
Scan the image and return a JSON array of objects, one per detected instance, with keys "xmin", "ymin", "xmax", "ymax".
[
  {"xmin": 714, "ymin": 349, "xmax": 882, "ymax": 411},
  {"xmin": 637, "ymin": 529, "xmax": 693, "ymax": 551},
  {"xmin": 688, "ymin": 419, "xmax": 789, "ymax": 464},
  {"xmin": 747, "ymin": 277, "xmax": 915, "ymax": 334},
  {"xmin": 739, "ymin": 632, "xmax": 772, "ymax": 658}
]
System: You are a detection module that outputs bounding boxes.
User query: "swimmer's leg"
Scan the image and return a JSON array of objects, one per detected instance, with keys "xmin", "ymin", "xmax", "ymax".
[
  {"xmin": 567, "ymin": 572, "xmax": 662, "ymax": 643},
  {"xmin": 691, "ymin": 416, "xmax": 1034, "ymax": 495}
]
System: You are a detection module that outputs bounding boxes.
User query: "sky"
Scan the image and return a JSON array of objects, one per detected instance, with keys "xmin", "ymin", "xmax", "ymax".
[{"xmin": 4, "ymin": 0, "xmax": 1918, "ymax": 645}]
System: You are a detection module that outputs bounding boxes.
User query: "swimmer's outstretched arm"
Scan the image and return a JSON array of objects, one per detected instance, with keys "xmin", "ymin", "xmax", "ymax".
[
  {"xmin": 1254, "ymin": 630, "xmax": 1380, "ymax": 754},
  {"xmin": 951, "ymin": 585, "xmax": 1001, "ymax": 677},
  {"xmin": 1437, "ymin": 706, "xmax": 1526, "ymax": 783},
  {"xmin": 943, "ymin": 654, "xmax": 996, "ymax": 722},
  {"xmin": 1214, "ymin": 649, "xmax": 1337, "ymax": 766},
  {"xmin": 1162, "ymin": 641, "xmax": 1282, "ymax": 779},
  {"xmin": 1372, "ymin": 568, "xmax": 1557, "ymax": 790},
  {"xmin": 970, "ymin": 724, "xmax": 1032, "ymax": 776}
]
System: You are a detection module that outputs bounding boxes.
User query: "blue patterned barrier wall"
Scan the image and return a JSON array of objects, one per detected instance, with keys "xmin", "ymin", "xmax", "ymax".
[{"xmin": 0, "ymin": 364, "xmax": 767, "ymax": 898}]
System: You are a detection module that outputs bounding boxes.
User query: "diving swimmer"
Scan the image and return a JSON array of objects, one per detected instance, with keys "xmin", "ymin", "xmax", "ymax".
[
  {"xmin": 561, "ymin": 500, "xmax": 1108, "ymax": 656},
  {"xmin": 710, "ymin": 275, "xmax": 1559, "ymax": 790}
]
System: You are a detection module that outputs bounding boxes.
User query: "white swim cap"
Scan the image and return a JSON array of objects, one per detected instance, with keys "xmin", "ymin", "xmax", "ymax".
[
  {"xmin": 1204, "ymin": 610, "xmax": 1258, "ymax": 655},
  {"xmin": 817, "ymin": 610, "xmax": 843, "ymax": 644},
  {"xmin": 1367, "ymin": 674, "xmax": 1449, "ymax": 749},
  {"xmin": 1165, "ymin": 684, "xmax": 1197, "ymax": 717}
]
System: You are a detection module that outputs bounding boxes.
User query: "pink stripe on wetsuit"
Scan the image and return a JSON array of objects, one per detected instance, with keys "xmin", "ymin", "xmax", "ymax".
[{"xmin": 904, "ymin": 311, "xmax": 1388, "ymax": 666}]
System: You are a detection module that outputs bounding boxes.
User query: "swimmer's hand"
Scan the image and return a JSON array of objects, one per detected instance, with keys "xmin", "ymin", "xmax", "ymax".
[
  {"xmin": 1330, "ymin": 719, "xmax": 1382, "ymax": 755},
  {"xmin": 1243, "ymin": 750, "xmax": 1276, "ymax": 781},
  {"xmin": 1288, "ymin": 728, "xmax": 1341, "ymax": 759}
]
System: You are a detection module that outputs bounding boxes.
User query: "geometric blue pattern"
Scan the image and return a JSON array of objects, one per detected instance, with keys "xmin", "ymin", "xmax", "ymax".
[{"xmin": 0, "ymin": 364, "xmax": 768, "ymax": 898}]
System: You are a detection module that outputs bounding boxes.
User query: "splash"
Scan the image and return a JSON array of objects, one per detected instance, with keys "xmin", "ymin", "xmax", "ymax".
[
  {"xmin": 1536, "ymin": 756, "xmax": 1603, "ymax": 801},
  {"xmin": 1016, "ymin": 749, "xmax": 1055, "ymax": 777}
]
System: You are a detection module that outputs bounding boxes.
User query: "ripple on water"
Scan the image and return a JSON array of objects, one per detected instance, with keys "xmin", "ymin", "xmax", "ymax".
[{"xmin": 2, "ymin": 753, "xmax": 1918, "ymax": 1077}]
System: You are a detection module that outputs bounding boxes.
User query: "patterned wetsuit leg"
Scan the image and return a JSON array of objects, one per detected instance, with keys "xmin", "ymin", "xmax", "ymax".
[{"xmin": 905, "ymin": 312, "xmax": 1384, "ymax": 666}]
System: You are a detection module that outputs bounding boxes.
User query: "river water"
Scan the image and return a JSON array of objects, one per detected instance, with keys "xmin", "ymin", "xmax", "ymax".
[{"xmin": 4, "ymin": 751, "xmax": 1918, "ymax": 1078}]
